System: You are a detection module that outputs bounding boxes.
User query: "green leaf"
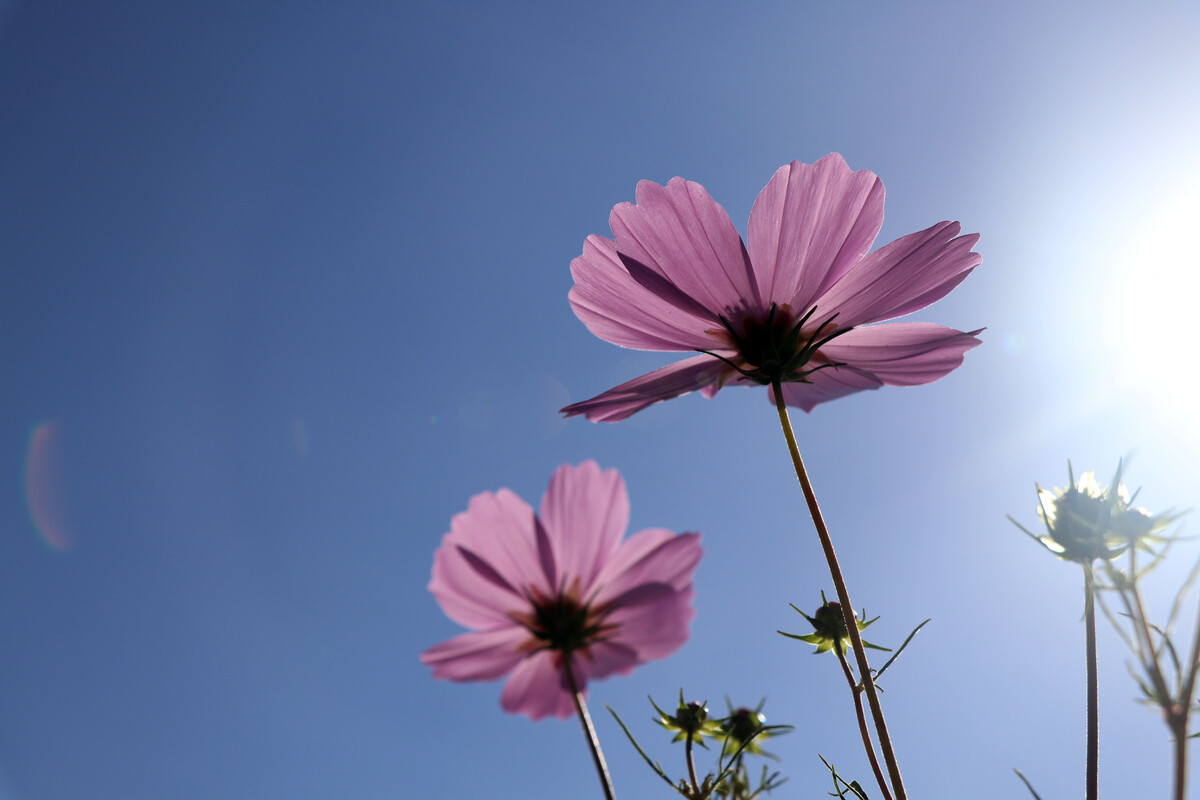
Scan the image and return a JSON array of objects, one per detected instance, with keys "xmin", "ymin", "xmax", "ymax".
[
  {"xmin": 605, "ymin": 705, "xmax": 677, "ymax": 790},
  {"xmin": 1013, "ymin": 768, "xmax": 1045, "ymax": 800},
  {"xmin": 874, "ymin": 618, "xmax": 931, "ymax": 680}
]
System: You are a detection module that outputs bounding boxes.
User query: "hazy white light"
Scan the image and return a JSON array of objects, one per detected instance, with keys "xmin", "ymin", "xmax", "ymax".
[{"xmin": 1106, "ymin": 164, "xmax": 1200, "ymax": 429}]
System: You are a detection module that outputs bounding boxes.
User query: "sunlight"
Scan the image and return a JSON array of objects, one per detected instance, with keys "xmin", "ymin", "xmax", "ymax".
[{"xmin": 1102, "ymin": 162, "xmax": 1200, "ymax": 436}]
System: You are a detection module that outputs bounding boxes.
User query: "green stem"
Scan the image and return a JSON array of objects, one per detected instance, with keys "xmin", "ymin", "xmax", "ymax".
[
  {"xmin": 1105, "ymin": 552, "xmax": 1198, "ymax": 800},
  {"xmin": 565, "ymin": 659, "xmax": 617, "ymax": 800},
  {"xmin": 1171, "ymin": 712, "xmax": 1187, "ymax": 800},
  {"xmin": 771, "ymin": 379, "xmax": 906, "ymax": 800},
  {"xmin": 685, "ymin": 731, "xmax": 700, "ymax": 795},
  {"xmin": 1169, "ymin": 589, "xmax": 1200, "ymax": 800},
  {"xmin": 835, "ymin": 643, "xmax": 893, "ymax": 800},
  {"xmin": 1107, "ymin": 560, "xmax": 1183, "ymax": 798},
  {"xmin": 1083, "ymin": 564, "xmax": 1098, "ymax": 800},
  {"xmin": 1109, "ymin": 558, "xmax": 1173, "ymax": 724}
]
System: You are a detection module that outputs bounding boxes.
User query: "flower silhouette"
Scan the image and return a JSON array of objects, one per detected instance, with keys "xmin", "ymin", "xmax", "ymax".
[
  {"xmin": 421, "ymin": 461, "xmax": 702, "ymax": 720},
  {"xmin": 1012, "ymin": 462, "xmax": 1182, "ymax": 564},
  {"xmin": 564, "ymin": 154, "xmax": 982, "ymax": 421}
]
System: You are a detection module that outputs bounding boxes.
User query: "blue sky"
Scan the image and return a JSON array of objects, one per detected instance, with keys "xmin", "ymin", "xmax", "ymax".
[{"xmin": 3, "ymin": 1, "xmax": 1200, "ymax": 798}]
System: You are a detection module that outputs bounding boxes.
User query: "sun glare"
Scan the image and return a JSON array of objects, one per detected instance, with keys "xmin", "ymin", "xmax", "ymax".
[{"xmin": 1104, "ymin": 163, "xmax": 1200, "ymax": 436}]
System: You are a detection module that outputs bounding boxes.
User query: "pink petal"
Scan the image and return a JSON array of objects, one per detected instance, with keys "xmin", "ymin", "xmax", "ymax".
[
  {"xmin": 569, "ymin": 235, "xmax": 720, "ymax": 351},
  {"xmin": 747, "ymin": 154, "xmax": 885, "ymax": 312},
  {"xmin": 771, "ymin": 323, "xmax": 981, "ymax": 412},
  {"xmin": 811, "ymin": 221, "xmax": 982, "ymax": 327},
  {"xmin": 574, "ymin": 639, "xmax": 640, "ymax": 682},
  {"xmin": 500, "ymin": 650, "xmax": 577, "ymax": 720},
  {"xmin": 610, "ymin": 177, "xmax": 763, "ymax": 318},
  {"xmin": 771, "ymin": 365, "xmax": 886, "ymax": 413},
  {"xmin": 592, "ymin": 532, "xmax": 702, "ymax": 605},
  {"xmin": 420, "ymin": 626, "xmax": 530, "ymax": 682},
  {"xmin": 428, "ymin": 489, "xmax": 549, "ymax": 630},
  {"xmin": 587, "ymin": 528, "xmax": 674, "ymax": 590},
  {"xmin": 538, "ymin": 462, "xmax": 628, "ymax": 593},
  {"xmin": 428, "ymin": 558, "xmax": 521, "ymax": 631},
  {"xmin": 603, "ymin": 583, "xmax": 695, "ymax": 661},
  {"xmin": 820, "ymin": 322, "xmax": 983, "ymax": 386},
  {"xmin": 561, "ymin": 354, "xmax": 735, "ymax": 422}
]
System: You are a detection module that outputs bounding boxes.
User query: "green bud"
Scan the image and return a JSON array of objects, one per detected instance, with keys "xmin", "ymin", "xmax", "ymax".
[
  {"xmin": 651, "ymin": 691, "xmax": 724, "ymax": 744},
  {"xmin": 721, "ymin": 706, "xmax": 764, "ymax": 745},
  {"xmin": 778, "ymin": 592, "xmax": 889, "ymax": 655}
]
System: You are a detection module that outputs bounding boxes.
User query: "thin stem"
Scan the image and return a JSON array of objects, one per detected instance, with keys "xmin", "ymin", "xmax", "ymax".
[
  {"xmin": 565, "ymin": 659, "xmax": 617, "ymax": 800},
  {"xmin": 1169, "ymin": 590, "xmax": 1200, "ymax": 800},
  {"xmin": 1180, "ymin": 583, "xmax": 1200, "ymax": 702},
  {"xmin": 1110, "ymin": 560, "xmax": 1173, "ymax": 712},
  {"xmin": 771, "ymin": 379, "xmax": 906, "ymax": 800},
  {"xmin": 1083, "ymin": 564, "xmax": 1099, "ymax": 800},
  {"xmin": 835, "ymin": 643, "xmax": 893, "ymax": 800},
  {"xmin": 1104, "ymin": 550, "xmax": 1200, "ymax": 800},
  {"xmin": 685, "ymin": 731, "xmax": 700, "ymax": 795},
  {"xmin": 1171, "ymin": 713, "xmax": 1188, "ymax": 800},
  {"xmin": 1127, "ymin": 547, "xmax": 1164, "ymax": 678}
]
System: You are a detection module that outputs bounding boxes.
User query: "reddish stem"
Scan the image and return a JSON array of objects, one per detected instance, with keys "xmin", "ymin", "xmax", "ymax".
[
  {"xmin": 772, "ymin": 380, "xmax": 906, "ymax": 800},
  {"xmin": 565, "ymin": 659, "xmax": 616, "ymax": 800}
]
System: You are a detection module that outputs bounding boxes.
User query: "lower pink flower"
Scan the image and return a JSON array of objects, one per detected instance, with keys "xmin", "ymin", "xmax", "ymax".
[{"xmin": 421, "ymin": 461, "xmax": 702, "ymax": 720}]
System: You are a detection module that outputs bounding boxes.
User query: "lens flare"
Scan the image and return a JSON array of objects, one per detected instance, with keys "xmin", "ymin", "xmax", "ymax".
[
  {"xmin": 291, "ymin": 416, "xmax": 309, "ymax": 456},
  {"xmin": 24, "ymin": 420, "xmax": 73, "ymax": 551},
  {"xmin": 999, "ymin": 331, "xmax": 1026, "ymax": 356}
]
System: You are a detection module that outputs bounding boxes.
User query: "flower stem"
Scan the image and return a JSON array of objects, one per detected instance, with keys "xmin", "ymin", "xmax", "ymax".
[
  {"xmin": 1105, "ymin": 558, "xmax": 1184, "ymax": 797},
  {"xmin": 1109, "ymin": 556, "xmax": 1173, "ymax": 724},
  {"xmin": 771, "ymin": 379, "xmax": 906, "ymax": 800},
  {"xmin": 1171, "ymin": 712, "xmax": 1188, "ymax": 800},
  {"xmin": 565, "ymin": 659, "xmax": 617, "ymax": 800},
  {"xmin": 1083, "ymin": 563, "xmax": 1098, "ymax": 800},
  {"xmin": 835, "ymin": 644, "xmax": 893, "ymax": 800},
  {"xmin": 685, "ymin": 731, "xmax": 700, "ymax": 795},
  {"xmin": 1172, "ymin": 592, "xmax": 1200, "ymax": 800}
]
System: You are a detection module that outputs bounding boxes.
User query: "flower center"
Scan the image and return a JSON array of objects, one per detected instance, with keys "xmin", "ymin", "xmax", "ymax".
[
  {"xmin": 700, "ymin": 304, "xmax": 850, "ymax": 385},
  {"xmin": 511, "ymin": 586, "xmax": 614, "ymax": 656}
]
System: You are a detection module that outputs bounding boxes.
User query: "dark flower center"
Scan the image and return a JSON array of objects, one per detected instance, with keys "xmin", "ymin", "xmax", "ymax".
[
  {"xmin": 510, "ymin": 586, "xmax": 614, "ymax": 656},
  {"xmin": 700, "ymin": 304, "xmax": 850, "ymax": 385}
]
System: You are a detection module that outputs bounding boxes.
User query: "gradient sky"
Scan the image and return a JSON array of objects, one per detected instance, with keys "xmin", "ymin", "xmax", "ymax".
[{"xmin": 3, "ymin": 1, "xmax": 1200, "ymax": 798}]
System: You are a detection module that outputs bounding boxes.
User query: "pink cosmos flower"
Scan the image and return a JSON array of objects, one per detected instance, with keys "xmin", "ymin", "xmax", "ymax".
[
  {"xmin": 421, "ymin": 461, "xmax": 702, "ymax": 720},
  {"xmin": 563, "ymin": 154, "xmax": 983, "ymax": 421}
]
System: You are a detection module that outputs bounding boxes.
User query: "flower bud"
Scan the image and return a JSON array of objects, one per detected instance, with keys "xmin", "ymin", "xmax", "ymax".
[
  {"xmin": 779, "ymin": 593, "xmax": 888, "ymax": 655},
  {"xmin": 651, "ymin": 691, "xmax": 723, "ymax": 744},
  {"xmin": 1013, "ymin": 462, "xmax": 1184, "ymax": 565}
]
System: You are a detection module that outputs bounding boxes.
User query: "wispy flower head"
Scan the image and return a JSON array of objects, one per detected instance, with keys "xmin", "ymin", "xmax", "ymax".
[
  {"xmin": 1012, "ymin": 461, "xmax": 1181, "ymax": 564},
  {"xmin": 421, "ymin": 462, "xmax": 702, "ymax": 720},
  {"xmin": 563, "ymin": 154, "xmax": 983, "ymax": 421}
]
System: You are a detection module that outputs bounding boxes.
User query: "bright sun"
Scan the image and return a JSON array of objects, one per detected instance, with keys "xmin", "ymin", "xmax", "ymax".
[{"xmin": 1103, "ymin": 165, "xmax": 1200, "ymax": 434}]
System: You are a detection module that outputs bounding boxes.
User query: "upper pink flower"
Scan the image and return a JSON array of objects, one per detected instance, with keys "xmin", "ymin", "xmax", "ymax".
[
  {"xmin": 421, "ymin": 461, "xmax": 702, "ymax": 720},
  {"xmin": 563, "ymin": 154, "xmax": 983, "ymax": 421}
]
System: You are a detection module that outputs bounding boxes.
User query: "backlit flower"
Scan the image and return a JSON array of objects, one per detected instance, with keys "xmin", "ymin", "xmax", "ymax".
[
  {"xmin": 779, "ymin": 595, "xmax": 888, "ymax": 655},
  {"xmin": 1011, "ymin": 462, "xmax": 1182, "ymax": 564},
  {"xmin": 421, "ymin": 461, "xmax": 702, "ymax": 720},
  {"xmin": 563, "ymin": 154, "xmax": 982, "ymax": 421},
  {"xmin": 718, "ymin": 699, "xmax": 791, "ymax": 759},
  {"xmin": 652, "ymin": 692, "xmax": 725, "ymax": 745}
]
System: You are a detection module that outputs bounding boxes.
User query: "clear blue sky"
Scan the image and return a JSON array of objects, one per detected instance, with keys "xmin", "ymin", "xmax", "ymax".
[{"xmin": 3, "ymin": 1, "xmax": 1200, "ymax": 798}]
